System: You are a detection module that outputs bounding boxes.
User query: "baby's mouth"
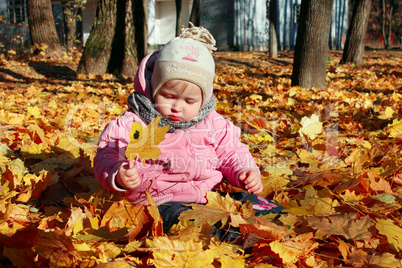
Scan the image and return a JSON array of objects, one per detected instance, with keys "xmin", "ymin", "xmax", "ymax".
[{"xmin": 168, "ymin": 115, "xmax": 182, "ymax": 122}]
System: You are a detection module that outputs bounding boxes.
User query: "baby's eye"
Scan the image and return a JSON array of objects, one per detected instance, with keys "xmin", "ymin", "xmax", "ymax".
[{"xmin": 163, "ymin": 94, "xmax": 173, "ymax": 99}]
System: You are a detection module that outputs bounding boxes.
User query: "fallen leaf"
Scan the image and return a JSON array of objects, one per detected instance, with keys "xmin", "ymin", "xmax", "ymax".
[
  {"xmin": 178, "ymin": 191, "xmax": 246, "ymax": 228},
  {"xmin": 375, "ymin": 219, "xmax": 402, "ymax": 252},
  {"xmin": 299, "ymin": 114, "xmax": 323, "ymax": 140}
]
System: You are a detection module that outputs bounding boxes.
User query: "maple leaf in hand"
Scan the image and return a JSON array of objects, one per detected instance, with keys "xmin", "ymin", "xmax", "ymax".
[{"xmin": 125, "ymin": 116, "xmax": 169, "ymax": 164}]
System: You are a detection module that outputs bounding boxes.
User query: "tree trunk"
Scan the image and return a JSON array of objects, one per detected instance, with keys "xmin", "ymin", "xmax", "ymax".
[
  {"xmin": 77, "ymin": 0, "xmax": 117, "ymax": 75},
  {"xmin": 109, "ymin": 0, "xmax": 136, "ymax": 76},
  {"xmin": 175, "ymin": 0, "xmax": 182, "ymax": 37},
  {"xmin": 27, "ymin": 0, "xmax": 62, "ymax": 58},
  {"xmin": 61, "ymin": 0, "xmax": 86, "ymax": 52},
  {"xmin": 61, "ymin": 0, "xmax": 77, "ymax": 52},
  {"xmin": 291, "ymin": 0, "xmax": 334, "ymax": 89},
  {"xmin": 380, "ymin": 0, "xmax": 390, "ymax": 49},
  {"xmin": 189, "ymin": 0, "xmax": 202, "ymax": 26},
  {"xmin": 386, "ymin": 3, "xmax": 392, "ymax": 49},
  {"xmin": 135, "ymin": 0, "xmax": 148, "ymax": 62},
  {"xmin": 341, "ymin": 0, "xmax": 372, "ymax": 64},
  {"xmin": 268, "ymin": 0, "xmax": 278, "ymax": 58},
  {"xmin": 77, "ymin": 0, "xmax": 143, "ymax": 77}
]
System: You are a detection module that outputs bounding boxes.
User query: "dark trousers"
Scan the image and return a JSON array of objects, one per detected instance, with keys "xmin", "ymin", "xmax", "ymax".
[{"xmin": 157, "ymin": 192, "xmax": 283, "ymax": 241}]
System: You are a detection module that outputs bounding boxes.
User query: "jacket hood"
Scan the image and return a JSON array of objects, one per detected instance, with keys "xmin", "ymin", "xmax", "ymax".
[
  {"xmin": 133, "ymin": 50, "xmax": 159, "ymax": 100},
  {"xmin": 132, "ymin": 50, "xmax": 214, "ymax": 103}
]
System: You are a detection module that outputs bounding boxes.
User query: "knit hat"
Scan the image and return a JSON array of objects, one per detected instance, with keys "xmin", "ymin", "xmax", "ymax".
[{"xmin": 151, "ymin": 23, "xmax": 217, "ymax": 105}]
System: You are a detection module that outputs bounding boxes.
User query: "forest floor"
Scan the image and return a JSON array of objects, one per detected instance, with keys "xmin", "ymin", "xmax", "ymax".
[{"xmin": 0, "ymin": 49, "xmax": 401, "ymax": 267}]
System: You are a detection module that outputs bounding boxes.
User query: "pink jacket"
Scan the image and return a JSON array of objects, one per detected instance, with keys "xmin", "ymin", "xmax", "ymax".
[{"xmin": 93, "ymin": 51, "xmax": 260, "ymax": 204}]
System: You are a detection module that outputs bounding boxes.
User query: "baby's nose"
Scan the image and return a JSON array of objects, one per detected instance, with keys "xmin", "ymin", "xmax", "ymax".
[{"xmin": 171, "ymin": 104, "xmax": 182, "ymax": 112}]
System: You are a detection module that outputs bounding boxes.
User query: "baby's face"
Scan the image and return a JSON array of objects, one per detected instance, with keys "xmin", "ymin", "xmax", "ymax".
[{"xmin": 154, "ymin": 80, "xmax": 202, "ymax": 123}]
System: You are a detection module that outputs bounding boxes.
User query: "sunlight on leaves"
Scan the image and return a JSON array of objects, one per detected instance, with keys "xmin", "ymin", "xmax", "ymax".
[
  {"xmin": 299, "ymin": 114, "xmax": 323, "ymax": 140},
  {"xmin": 0, "ymin": 50, "xmax": 401, "ymax": 267}
]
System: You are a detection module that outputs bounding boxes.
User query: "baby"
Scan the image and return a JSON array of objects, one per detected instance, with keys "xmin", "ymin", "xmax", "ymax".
[{"xmin": 94, "ymin": 23, "xmax": 281, "ymax": 238}]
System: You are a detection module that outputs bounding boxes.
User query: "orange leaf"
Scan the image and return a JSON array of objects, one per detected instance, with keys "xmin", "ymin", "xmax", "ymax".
[{"xmin": 178, "ymin": 191, "xmax": 245, "ymax": 228}]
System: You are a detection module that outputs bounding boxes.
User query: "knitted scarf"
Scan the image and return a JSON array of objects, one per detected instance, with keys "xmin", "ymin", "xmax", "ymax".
[{"xmin": 127, "ymin": 92, "xmax": 216, "ymax": 133}]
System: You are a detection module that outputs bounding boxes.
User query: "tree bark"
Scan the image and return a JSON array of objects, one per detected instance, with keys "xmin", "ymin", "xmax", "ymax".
[
  {"xmin": 77, "ymin": 0, "xmax": 117, "ymax": 75},
  {"xmin": 189, "ymin": 0, "xmax": 202, "ymax": 26},
  {"xmin": 381, "ymin": 0, "xmax": 390, "ymax": 49},
  {"xmin": 61, "ymin": 0, "xmax": 85, "ymax": 52},
  {"xmin": 341, "ymin": 0, "xmax": 372, "ymax": 64},
  {"xmin": 175, "ymin": 0, "xmax": 182, "ymax": 37},
  {"xmin": 27, "ymin": 0, "xmax": 62, "ymax": 58},
  {"xmin": 77, "ymin": 0, "xmax": 144, "ymax": 77},
  {"xmin": 135, "ymin": 0, "xmax": 148, "ymax": 62},
  {"xmin": 291, "ymin": 0, "xmax": 334, "ymax": 89},
  {"xmin": 268, "ymin": 0, "xmax": 278, "ymax": 58},
  {"xmin": 61, "ymin": 0, "xmax": 76, "ymax": 52},
  {"xmin": 382, "ymin": 0, "xmax": 399, "ymax": 49},
  {"xmin": 109, "ymin": 0, "xmax": 136, "ymax": 76}
]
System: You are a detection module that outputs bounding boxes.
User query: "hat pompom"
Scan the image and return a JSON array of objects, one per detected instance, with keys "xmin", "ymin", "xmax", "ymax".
[{"xmin": 179, "ymin": 22, "xmax": 217, "ymax": 53}]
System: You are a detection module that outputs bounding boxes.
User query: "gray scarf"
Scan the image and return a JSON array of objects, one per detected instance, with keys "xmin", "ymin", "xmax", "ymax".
[{"xmin": 127, "ymin": 92, "xmax": 216, "ymax": 133}]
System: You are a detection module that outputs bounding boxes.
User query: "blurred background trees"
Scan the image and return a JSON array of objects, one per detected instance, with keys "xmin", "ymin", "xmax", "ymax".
[{"xmin": 2, "ymin": 0, "xmax": 401, "ymax": 83}]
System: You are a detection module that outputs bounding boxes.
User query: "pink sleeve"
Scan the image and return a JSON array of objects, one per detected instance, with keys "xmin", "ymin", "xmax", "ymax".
[
  {"xmin": 93, "ymin": 111, "xmax": 135, "ymax": 192},
  {"xmin": 211, "ymin": 113, "xmax": 260, "ymax": 188}
]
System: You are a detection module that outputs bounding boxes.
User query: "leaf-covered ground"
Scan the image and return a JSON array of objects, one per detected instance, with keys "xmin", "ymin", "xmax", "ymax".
[{"xmin": 0, "ymin": 49, "xmax": 401, "ymax": 267}]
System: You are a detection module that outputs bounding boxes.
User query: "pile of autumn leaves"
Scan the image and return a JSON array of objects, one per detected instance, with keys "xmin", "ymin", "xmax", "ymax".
[{"xmin": 0, "ymin": 50, "xmax": 401, "ymax": 267}]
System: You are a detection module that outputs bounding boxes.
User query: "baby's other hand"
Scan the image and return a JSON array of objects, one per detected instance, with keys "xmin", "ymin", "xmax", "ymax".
[
  {"xmin": 238, "ymin": 169, "xmax": 263, "ymax": 194},
  {"xmin": 116, "ymin": 162, "xmax": 140, "ymax": 190}
]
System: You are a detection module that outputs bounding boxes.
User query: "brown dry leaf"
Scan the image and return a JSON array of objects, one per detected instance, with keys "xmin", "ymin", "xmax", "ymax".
[
  {"xmin": 306, "ymin": 214, "xmax": 373, "ymax": 240},
  {"xmin": 367, "ymin": 170, "xmax": 396, "ymax": 195},
  {"xmin": 2, "ymin": 246, "xmax": 36, "ymax": 268},
  {"xmin": 17, "ymin": 170, "xmax": 56, "ymax": 202},
  {"xmin": 283, "ymin": 186, "xmax": 339, "ymax": 216},
  {"xmin": 347, "ymin": 250, "xmax": 401, "ymax": 268},
  {"xmin": 178, "ymin": 191, "xmax": 246, "ymax": 228},
  {"xmin": 35, "ymin": 231, "xmax": 80, "ymax": 267},
  {"xmin": 239, "ymin": 216, "xmax": 291, "ymax": 241}
]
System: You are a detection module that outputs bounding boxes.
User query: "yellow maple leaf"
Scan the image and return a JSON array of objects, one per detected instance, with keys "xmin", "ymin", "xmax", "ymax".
[
  {"xmin": 125, "ymin": 117, "xmax": 169, "ymax": 163},
  {"xmin": 150, "ymin": 236, "xmax": 213, "ymax": 268},
  {"xmin": 270, "ymin": 233, "xmax": 318, "ymax": 265},
  {"xmin": 247, "ymin": 130, "xmax": 274, "ymax": 144},
  {"xmin": 375, "ymin": 219, "xmax": 402, "ymax": 252},
  {"xmin": 178, "ymin": 191, "xmax": 245, "ymax": 228},
  {"xmin": 149, "ymin": 235, "xmax": 244, "ymax": 268},
  {"xmin": 299, "ymin": 114, "xmax": 323, "ymax": 140},
  {"xmin": 283, "ymin": 186, "xmax": 338, "ymax": 216},
  {"xmin": 265, "ymin": 161, "xmax": 293, "ymax": 177},
  {"xmin": 27, "ymin": 106, "xmax": 42, "ymax": 118},
  {"xmin": 387, "ymin": 119, "xmax": 402, "ymax": 138},
  {"xmin": 378, "ymin": 106, "xmax": 395, "ymax": 120}
]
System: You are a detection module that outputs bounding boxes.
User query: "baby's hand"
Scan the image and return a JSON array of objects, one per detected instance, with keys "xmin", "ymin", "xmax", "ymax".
[
  {"xmin": 116, "ymin": 162, "xmax": 140, "ymax": 190},
  {"xmin": 238, "ymin": 169, "xmax": 263, "ymax": 194}
]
